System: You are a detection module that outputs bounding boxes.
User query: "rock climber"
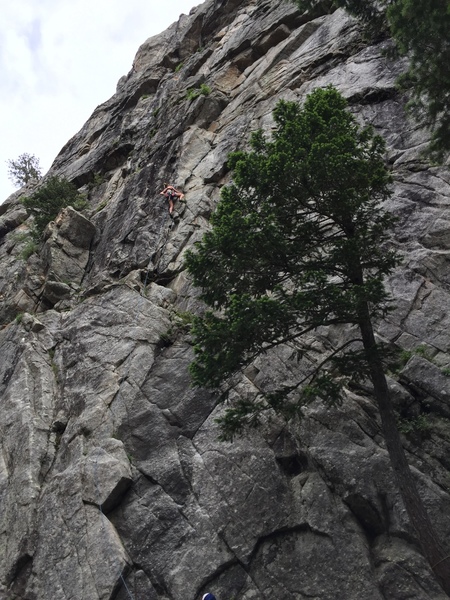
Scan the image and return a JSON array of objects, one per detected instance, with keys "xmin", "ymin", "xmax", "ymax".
[
  {"xmin": 202, "ymin": 594, "xmax": 217, "ymax": 600},
  {"xmin": 160, "ymin": 183, "xmax": 185, "ymax": 215}
]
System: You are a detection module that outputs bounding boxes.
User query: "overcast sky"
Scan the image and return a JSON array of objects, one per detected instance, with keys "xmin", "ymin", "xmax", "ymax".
[{"xmin": 0, "ymin": 0, "xmax": 201, "ymax": 203}]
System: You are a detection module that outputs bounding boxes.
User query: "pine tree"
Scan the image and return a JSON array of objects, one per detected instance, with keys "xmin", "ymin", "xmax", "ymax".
[
  {"xmin": 7, "ymin": 153, "xmax": 42, "ymax": 187},
  {"xmin": 185, "ymin": 86, "xmax": 450, "ymax": 595}
]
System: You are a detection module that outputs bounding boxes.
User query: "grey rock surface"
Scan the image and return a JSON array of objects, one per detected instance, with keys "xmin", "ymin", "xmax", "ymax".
[{"xmin": 0, "ymin": 0, "xmax": 449, "ymax": 599}]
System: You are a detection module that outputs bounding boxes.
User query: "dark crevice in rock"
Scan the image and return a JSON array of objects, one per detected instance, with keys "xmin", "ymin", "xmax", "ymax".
[
  {"xmin": 379, "ymin": 492, "xmax": 393, "ymax": 537},
  {"xmin": 252, "ymin": 24, "xmax": 291, "ymax": 55},
  {"xmin": 123, "ymin": 77, "xmax": 163, "ymax": 111},
  {"xmin": 348, "ymin": 87, "xmax": 399, "ymax": 106},
  {"xmin": 108, "ymin": 564, "xmax": 134, "ymax": 600},
  {"xmin": 71, "ymin": 170, "xmax": 101, "ymax": 189},
  {"xmin": 38, "ymin": 431, "xmax": 58, "ymax": 486},
  {"xmin": 79, "ymin": 236, "xmax": 97, "ymax": 288},
  {"xmin": 6, "ymin": 554, "xmax": 33, "ymax": 591},
  {"xmin": 100, "ymin": 143, "xmax": 135, "ymax": 174},
  {"xmin": 344, "ymin": 493, "xmax": 387, "ymax": 539},
  {"xmin": 0, "ymin": 340, "xmax": 22, "ymax": 390},
  {"xmin": 276, "ymin": 452, "xmax": 308, "ymax": 477},
  {"xmin": 82, "ymin": 473, "xmax": 133, "ymax": 515},
  {"xmin": 145, "ymin": 269, "xmax": 182, "ymax": 288},
  {"xmin": 247, "ymin": 523, "xmax": 330, "ymax": 566},
  {"xmin": 272, "ymin": 428, "xmax": 309, "ymax": 477},
  {"xmin": 105, "ymin": 477, "xmax": 134, "ymax": 514}
]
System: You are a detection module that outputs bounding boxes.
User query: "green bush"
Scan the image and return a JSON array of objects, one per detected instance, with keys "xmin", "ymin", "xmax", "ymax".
[
  {"xmin": 186, "ymin": 84, "xmax": 211, "ymax": 101},
  {"xmin": 21, "ymin": 239, "xmax": 38, "ymax": 260},
  {"xmin": 186, "ymin": 88, "xmax": 200, "ymax": 101},
  {"xmin": 94, "ymin": 200, "xmax": 109, "ymax": 213},
  {"xmin": 92, "ymin": 172, "xmax": 106, "ymax": 187},
  {"xmin": 22, "ymin": 176, "xmax": 86, "ymax": 239},
  {"xmin": 414, "ymin": 344, "xmax": 433, "ymax": 361},
  {"xmin": 398, "ymin": 414, "xmax": 431, "ymax": 436}
]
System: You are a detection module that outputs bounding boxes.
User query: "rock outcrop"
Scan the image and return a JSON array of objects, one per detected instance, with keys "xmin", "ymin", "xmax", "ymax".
[{"xmin": 0, "ymin": 1, "xmax": 449, "ymax": 599}]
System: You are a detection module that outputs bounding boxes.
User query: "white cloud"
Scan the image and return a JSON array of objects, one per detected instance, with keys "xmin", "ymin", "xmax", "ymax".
[{"xmin": 0, "ymin": 0, "xmax": 202, "ymax": 202}]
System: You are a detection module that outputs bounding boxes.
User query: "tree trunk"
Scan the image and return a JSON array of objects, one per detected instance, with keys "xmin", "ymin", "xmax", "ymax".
[{"xmin": 358, "ymin": 313, "xmax": 450, "ymax": 596}]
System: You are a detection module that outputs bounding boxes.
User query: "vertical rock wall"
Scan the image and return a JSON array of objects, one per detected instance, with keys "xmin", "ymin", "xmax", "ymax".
[{"xmin": 0, "ymin": 0, "xmax": 449, "ymax": 598}]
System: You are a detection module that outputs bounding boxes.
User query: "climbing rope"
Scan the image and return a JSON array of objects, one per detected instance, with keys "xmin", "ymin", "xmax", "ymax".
[
  {"xmin": 91, "ymin": 200, "xmax": 177, "ymax": 599},
  {"xmin": 143, "ymin": 205, "xmax": 176, "ymax": 287},
  {"xmin": 92, "ymin": 449, "xmax": 135, "ymax": 600}
]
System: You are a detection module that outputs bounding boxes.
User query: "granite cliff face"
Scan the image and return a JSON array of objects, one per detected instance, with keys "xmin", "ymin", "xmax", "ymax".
[{"xmin": 1, "ymin": 1, "xmax": 450, "ymax": 599}]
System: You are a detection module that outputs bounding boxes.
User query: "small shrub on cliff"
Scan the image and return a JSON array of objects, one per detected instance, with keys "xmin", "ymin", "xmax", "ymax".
[
  {"xmin": 22, "ymin": 176, "xmax": 86, "ymax": 239},
  {"xmin": 21, "ymin": 239, "xmax": 38, "ymax": 260},
  {"xmin": 398, "ymin": 414, "xmax": 431, "ymax": 437},
  {"xmin": 200, "ymin": 84, "xmax": 211, "ymax": 96},
  {"xmin": 157, "ymin": 310, "xmax": 194, "ymax": 349},
  {"xmin": 186, "ymin": 84, "xmax": 211, "ymax": 101}
]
